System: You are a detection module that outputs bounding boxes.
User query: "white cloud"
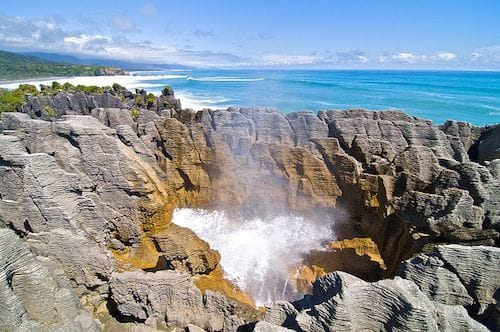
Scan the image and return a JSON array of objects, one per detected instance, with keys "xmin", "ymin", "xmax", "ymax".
[
  {"xmin": 248, "ymin": 32, "xmax": 275, "ymax": 41},
  {"xmin": 1, "ymin": 13, "xmax": 499, "ymax": 69},
  {"xmin": 470, "ymin": 45, "xmax": 500, "ymax": 63},
  {"xmin": 110, "ymin": 16, "xmax": 138, "ymax": 33},
  {"xmin": 377, "ymin": 51, "xmax": 459, "ymax": 65},
  {"xmin": 0, "ymin": 13, "xmax": 250, "ymax": 66},
  {"xmin": 391, "ymin": 52, "xmax": 418, "ymax": 63},
  {"xmin": 358, "ymin": 55, "xmax": 369, "ymax": 63},
  {"xmin": 437, "ymin": 52, "xmax": 457, "ymax": 61},
  {"xmin": 261, "ymin": 54, "xmax": 321, "ymax": 66},
  {"xmin": 190, "ymin": 29, "xmax": 217, "ymax": 38},
  {"xmin": 323, "ymin": 50, "xmax": 370, "ymax": 64},
  {"xmin": 64, "ymin": 34, "xmax": 111, "ymax": 47}
]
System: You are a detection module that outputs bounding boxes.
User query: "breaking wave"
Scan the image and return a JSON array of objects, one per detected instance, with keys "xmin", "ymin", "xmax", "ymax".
[
  {"xmin": 187, "ymin": 76, "xmax": 265, "ymax": 82},
  {"xmin": 175, "ymin": 91, "xmax": 231, "ymax": 110}
]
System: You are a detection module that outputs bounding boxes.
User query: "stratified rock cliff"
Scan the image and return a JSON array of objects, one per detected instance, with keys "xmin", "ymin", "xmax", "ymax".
[{"xmin": 0, "ymin": 85, "xmax": 498, "ymax": 331}]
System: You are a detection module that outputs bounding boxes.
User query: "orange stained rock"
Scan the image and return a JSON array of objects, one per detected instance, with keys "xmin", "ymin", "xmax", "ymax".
[
  {"xmin": 111, "ymin": 234, "xmax": 160, "ymax": 270},
  {"xmin": 328, "ymin": 237, "xmax": 386, "ymax": 268},
  {"xmin": 194, "ymin": 266, "xmax": 257, "ymax": 309},
  {"xmin": 290, "ymin": 265, "xmax": 327, "ymax": 295}
]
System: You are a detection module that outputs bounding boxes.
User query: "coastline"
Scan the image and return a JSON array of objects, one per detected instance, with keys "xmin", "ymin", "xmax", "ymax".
[
  {"xmin": 0, "ymin": 73, "xmax": 210, "ymax": 111},
  {"xmin": 1, "ymin": 70, "xmax": 499, "ymax": 126}
]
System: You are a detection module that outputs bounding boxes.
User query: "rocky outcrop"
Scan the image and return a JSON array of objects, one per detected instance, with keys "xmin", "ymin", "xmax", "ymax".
[
  {"xmin": 1, "ymin": 85, "xmax": 498, "ymax": 331},
  {"xmin": 399, "ymin": 244, "xmax": 500, "ymax": 329},
  {"xmin": 267, "ymin": 271, "xmax": 489, "ymax": 332},
  {"xmin": 291, "ymin": 237, "xmax": 387, "ymax": 294},
  {"xmin": 19, "ymin": 84, "xmax": 181, "ymax": 121},
  {"xmin": 95, "ymin": 67, "xmax": 127, "ymax": 76},
  {"xmin": 109, "ymin": 270, "xmax": 258, "ymax": 331},
  {"xmin": 0, "ymin": 229, "xmax": 99, "ymax": 331},
  {"xmin": 0, "ymin": 109, "xmax": 260, "ymax": 330}
]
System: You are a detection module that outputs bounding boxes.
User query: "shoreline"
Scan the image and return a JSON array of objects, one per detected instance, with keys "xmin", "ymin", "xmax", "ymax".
[
  {"xmin": 1, "ymin": 71, "xmax": 498, "ymax": 126},
  {"xmin": 0, "ymin": 73, "xmax": 213, "ymax": 111}
]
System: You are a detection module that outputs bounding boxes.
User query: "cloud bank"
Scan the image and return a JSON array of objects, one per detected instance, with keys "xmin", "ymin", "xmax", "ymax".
[{"xmin": 0, "ymin": 13, "xmax": 498, "ymax": 69}]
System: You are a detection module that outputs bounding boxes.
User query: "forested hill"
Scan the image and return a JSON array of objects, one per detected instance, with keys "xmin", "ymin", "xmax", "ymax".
[{"xmin": 0, "ymin": 50, "xmax": 125, "ymax": 80}]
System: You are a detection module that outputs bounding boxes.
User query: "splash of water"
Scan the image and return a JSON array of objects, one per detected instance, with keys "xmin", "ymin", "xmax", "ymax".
[{"xmin": 171, "ymin": 208, "xmax": 335, "ymax": 305}]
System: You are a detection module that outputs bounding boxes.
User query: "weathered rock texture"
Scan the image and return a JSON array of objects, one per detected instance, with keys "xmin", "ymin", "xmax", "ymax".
[
  {"xmin": 266, "ymin": 270, "xmax": 489, "ymax": 332},
  {"xmin": 0, "ymin": 86, "xmax": 499, "ymax": 331},
  {"xmin": 0, "ymin": 229, "xmax": 99, "ymax": 331}
]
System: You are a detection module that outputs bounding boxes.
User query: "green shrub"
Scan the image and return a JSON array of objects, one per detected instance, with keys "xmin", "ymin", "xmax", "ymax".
[
  {"xmin": 18, "ymin": 84, "xmax": 38, "ymax": 95},
  {"xmin": 52, "ymin": 81, "xmax": 63, "ymax": 91},
  {"xmin": 130, "ymin": 108, "xmax": 140, "ymax": 121},
  {"xmin": 44, "ymin": 106, "xmax": 56, "ymax": 117},
  {"xmin": 146, "ymin": 93, "xmax": 156, "ymax": 106},
  {"xmin": 0, "ymin": 89, "xmax": 25, "ymax": 113},
  {"xmin": 134, "ymin": 95, "xmax": 144, "ymax": 104},
  {"xmin": 75, "ymin": 85, "xmax": 104, "ymax": 94},
  {"xmin": 62, "ymin": 82, "xmax": 75, "ymax": 91},
  {"xmin": 112, "ymin": 83, "xmax": 124, "ymax": 91}
]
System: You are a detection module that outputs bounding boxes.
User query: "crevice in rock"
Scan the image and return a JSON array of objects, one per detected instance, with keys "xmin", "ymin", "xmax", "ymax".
[
  {"xmin": 177, "ymin": 168, "xmax": 199, "ymax": 192},
  {"xmin": 144, "ymin": 256, "xmax": 170, "ymax": 272},
  {"xmin": 23, "ymin": 220, "xmax": 33, "ymax": 234},
  {"xmin": 0, "ymin": 155, "xmax": 14, "ymax": 167},
  {"xmin": 152, "ymin": 137, "xmax": 173, "ymax": 161},
  {"xmin": 106, "ymin": 298, "xmax": 145, "ymax": 324},
  {"xmin": 467, "ymin": 134, "xmax": 482, "ymax": 163},
  {"xmin": 57, "ymin": 132, "xmax": 82, "ymax": 153},
  {"xmin": 6, "ymin": 221, "xmax": 27, "ymax": 238},
  {"xmin": 436, "ymin": 251, "xmax": 481, "ymax": 317}
]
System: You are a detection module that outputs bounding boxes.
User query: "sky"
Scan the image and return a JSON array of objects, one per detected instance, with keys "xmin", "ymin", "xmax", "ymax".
[{"xmin": 0, "ymin": 0, "xmax": 499, "ymax": 69}]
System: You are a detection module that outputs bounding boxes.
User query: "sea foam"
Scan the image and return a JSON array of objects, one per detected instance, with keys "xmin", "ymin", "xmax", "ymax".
[{"xmin": 171, "ymin": 207, "xmax": 335, "ymax": 305}]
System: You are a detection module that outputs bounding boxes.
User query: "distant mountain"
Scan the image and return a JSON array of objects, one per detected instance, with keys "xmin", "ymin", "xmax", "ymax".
[
  {"xmin": 0, "ymin": 50, "xmax": 125, "ymax": 80},
  {"xmin": 23, "ymin": 52, "xmax": 193, "ymax": 71},
  {"xmin": 22, "ymin": 52, "xmax": 84, "ymax": 65}
]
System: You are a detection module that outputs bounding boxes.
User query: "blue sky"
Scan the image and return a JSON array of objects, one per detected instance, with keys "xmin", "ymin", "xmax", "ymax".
[{"xmin": 1, "ymin": 0, "xmax": 499, "ymax": 69}]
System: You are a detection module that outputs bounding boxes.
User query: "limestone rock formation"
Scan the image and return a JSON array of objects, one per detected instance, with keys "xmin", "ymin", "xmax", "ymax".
[
  {"xmin": 0, "ymin": 229, "xmax": 99, "ymax": 331},
  {"xmin": 109, "ymin": 270, "xmax": 257, "ymax": 331},
  {"xmin": 399, "ymin": 244, "xmax": 500, "ymax": 329},
  {"xmin": 272, "ymin": 271, "xmax": 489, "ymax": 332},
  {"xmin": 1, "ymin": 86, "xmax": 498, "ymax": 331}
]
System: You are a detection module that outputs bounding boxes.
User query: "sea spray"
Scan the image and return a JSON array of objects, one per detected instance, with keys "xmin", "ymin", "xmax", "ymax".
[{"xmin": 171, "ymin": 207, "xmax": 335, "ymax": 305}]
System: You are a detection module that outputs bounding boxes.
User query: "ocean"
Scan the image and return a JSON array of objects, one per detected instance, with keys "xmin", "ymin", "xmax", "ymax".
[{"xmin": 2, "ymin": 69, "xmax": 499, "ymax": 126}]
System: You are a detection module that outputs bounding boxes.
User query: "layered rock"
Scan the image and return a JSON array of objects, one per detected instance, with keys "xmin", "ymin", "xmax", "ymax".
[
  {"xmin": 0, "ymin": 110, "xmax": 259, "ymax": 330},
  {"xmin": 265, "ymin": 271, "xmax": 489, "ymax": 332},
  {"xmin": 109, "ymin": 270, "xmax": 259, "ymax": 331},
  {"xmin": 0, "ymin": 228, "xmax": 99, "ymax": 331},
  {"xmin": 399, "ymin": 244, "xmax": 500, "ymax": 329},
  {"xmin": 0, "ymin": 86, "xmax": 499, "ymax": 331}
]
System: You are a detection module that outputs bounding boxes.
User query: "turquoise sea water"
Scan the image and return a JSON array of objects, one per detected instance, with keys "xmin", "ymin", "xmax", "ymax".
[
  {"xmin": 3, "ymin": 70, "xmax": 499, "ymax": 126},
  {"xmin": 132, "ymin": 69, "xmax": 500, "ymax": 126}
]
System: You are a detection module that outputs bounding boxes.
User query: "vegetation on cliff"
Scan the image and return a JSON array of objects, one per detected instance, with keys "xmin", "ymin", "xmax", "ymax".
[
  {"xmin": 0, "ymin": 82, "xmax": 180, "ymax": 117},
  {"xmin": 0, "ymin": 84, "xmax": 38, "ymax": 113},
  {"xmin": 0, "ymin": 82, "xmax": 107, "ymax": 113},
  {"xmin": 0, "ymin": 50, "xmax": 125, "ymax": 80}
]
